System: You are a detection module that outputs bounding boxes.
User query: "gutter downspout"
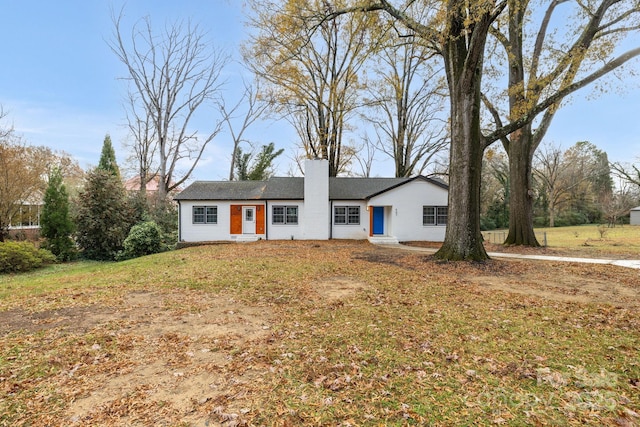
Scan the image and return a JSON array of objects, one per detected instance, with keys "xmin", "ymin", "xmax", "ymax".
[
  {"xmin": 177, "ymin": 200, "xmax": 182, "ymax": 242},
  {"xmin": 329, "ymin": 200, "xmax": 333, "ymax": 239},
  {"xmin": 265, "ymin": 200, "xmax": 268, "ymax": 240}
]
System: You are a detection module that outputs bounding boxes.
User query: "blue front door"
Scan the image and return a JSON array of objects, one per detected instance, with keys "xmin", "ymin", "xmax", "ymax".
[{"xmin": 372, "ymin": 206, "xmax": 384, "ymax": 235}]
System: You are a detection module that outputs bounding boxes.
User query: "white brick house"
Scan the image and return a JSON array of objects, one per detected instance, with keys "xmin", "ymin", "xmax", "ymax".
[{"xmin": 174, "ymin": 159, "xmax": 448, "ymax": 243}]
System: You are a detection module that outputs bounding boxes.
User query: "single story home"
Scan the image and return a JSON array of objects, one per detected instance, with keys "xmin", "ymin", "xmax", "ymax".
[
  {"xmin": 174, "ymin": 159, "xmax": 448, "ymax": 244},
  {"xmin": 631, "ymin": 206, "xmax": 640, "ymax": 225}
]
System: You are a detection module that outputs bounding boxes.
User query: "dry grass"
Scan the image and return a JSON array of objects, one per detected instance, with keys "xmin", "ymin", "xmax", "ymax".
[
  {"xmin": 1, "ymin": 240, "xmax": 639, "ymax": 426},
  {"xmin": 482, "ymin": 224, "xmax": 640, "ymax": 259}
]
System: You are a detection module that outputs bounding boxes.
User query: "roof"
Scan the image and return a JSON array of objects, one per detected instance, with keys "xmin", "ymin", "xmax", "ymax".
[
  {"xmin": 123, "ymin": 175, "xmax": 182, "ymax": 193},
  {"xmin": 174, "ymin": 175, "xmax": 447, "ymax": 201},
  {"xmin": 631, "ymin": 206, "xmax": 640, "ymax": 211}
]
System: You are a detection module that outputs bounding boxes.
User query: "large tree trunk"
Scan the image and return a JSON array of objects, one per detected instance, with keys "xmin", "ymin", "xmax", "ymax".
[
  {"xmin": 435, "ymin": 112, "xmax": 487, "ymax": 260},
  {"xmin": 505, "ymin": 127, "xmax": 540, "ymax": 246},
  {"xmin": 434, "ymin": 15, "xmax": 490, "ymax": 261}
]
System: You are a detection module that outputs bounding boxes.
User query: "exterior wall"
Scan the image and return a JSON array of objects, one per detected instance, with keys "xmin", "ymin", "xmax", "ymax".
[
  {"xmin": 302, "ymin": 159, "xmax": 330, "ymax": 239},
  {"xmin": 265, "ymin": 200, "xmax": 304, "ymax": 240},
  {"xmin": 631, "ymin": 208, "xmax": 640, "ymax": 225},
  {"xmin": 369, "ymin": 180, "xmax": 448, "ymax": 242},
  {"xmin": 330, "ymin": 200, "xmax": 369, "ymax": 239},
  {"xmin": 178, "ymin": 201, "xmax": 266, "ymax": 242},
  {"xmin": 177, "ymin": 178, "xmax": 449, "ymax": 243}
]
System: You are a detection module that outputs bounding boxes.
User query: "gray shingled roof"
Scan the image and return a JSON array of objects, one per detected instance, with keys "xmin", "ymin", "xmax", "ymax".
[
  {"xmin": 329, "ymin": 177, "xmax": 411, "ymax": 199},
  {"xmin": 174, "ymin": 175, "xmax": 447, "ymax": 201}
]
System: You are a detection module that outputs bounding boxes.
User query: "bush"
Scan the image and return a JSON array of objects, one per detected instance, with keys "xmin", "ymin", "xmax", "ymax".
[
  {"xmin": 75, "ymin": 169, "xmax": 134, "ymax": 261},
  {"xmin": 555, "ymin": 211, "xmax": 588, "ymax": 227},
  {"xmin": 0, "ymin": 241, "xmax": 56, "ymax": 274},
  {"xmin": 480, "ymin": 216, "xmax": 497, "ymax": 231},
  {"xmin": 118, "ymin": 221, "xmax": 164, "ymax": 260},
  {"xmin": 40, "ymin": 167, "xmax": 77, "ymax": 262}
]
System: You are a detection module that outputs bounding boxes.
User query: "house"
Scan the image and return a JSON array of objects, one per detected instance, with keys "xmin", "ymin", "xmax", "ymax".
[
  {"xmin": 174, "ymin": 159, "xmax": 448, "ymax": 244},
  {"xmin": 124, "ymin": 175, "xmax": 181, "ymax": 197},
  {"xmin": 631, "ymin": 206, "xmax": 640, "ymax": 225},
  {"xmin": 7, "ymin": 190, "xmax": 44, "ymax": 240}
]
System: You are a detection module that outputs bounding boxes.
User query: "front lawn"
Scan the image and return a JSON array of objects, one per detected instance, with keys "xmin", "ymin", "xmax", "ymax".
[{"xmin": 1, "ymin": 241, "xmax": 638, "ymax": 426}]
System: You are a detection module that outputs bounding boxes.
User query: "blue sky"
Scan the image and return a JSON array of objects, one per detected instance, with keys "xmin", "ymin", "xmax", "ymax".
[{"xmin": 0, "ymin": 1, "xmax": 639, "ymax": 181}]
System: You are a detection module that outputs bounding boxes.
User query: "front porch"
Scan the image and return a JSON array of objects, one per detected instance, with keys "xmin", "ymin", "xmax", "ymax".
[{"xmin": 368, "ymin": 205, "xmax": 398, "ymax": 244}]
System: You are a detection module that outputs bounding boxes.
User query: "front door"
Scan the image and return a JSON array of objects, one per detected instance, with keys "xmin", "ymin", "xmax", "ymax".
[
  {"xmin": 243, "ymin": 207, "xmax": 256, "ymax": 234},
  {"xmin": 372, "ymin": 206, "xmax": 384, "ymax": 235}
]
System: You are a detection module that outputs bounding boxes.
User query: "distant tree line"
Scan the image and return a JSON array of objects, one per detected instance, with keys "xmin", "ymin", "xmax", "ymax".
[{"xmin": 481, "ymin": 141, "xmax": 639, "ymax": 231}]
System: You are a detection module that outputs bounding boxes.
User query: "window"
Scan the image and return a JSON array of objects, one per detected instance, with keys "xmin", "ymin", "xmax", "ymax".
[
  {"xmin": 423, "ymin": 206, "xmax": 447, "ymax": 225},
  {"xmin": 272, "ymin": 205, "xmax": 298, "ymax": 224},
  {"xmin": 334, "ymin": 206, "xmax": 360, "ymax": 225},
  {"xmin": 193, "ymin": 206, "xmax": 217, "ymax": 224}
]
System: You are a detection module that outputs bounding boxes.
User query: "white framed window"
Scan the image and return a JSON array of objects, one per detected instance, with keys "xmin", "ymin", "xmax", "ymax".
[
  {"xmin": 193, "ymin": 206, "xmax": 217, "ymax": 224},
  {"xmin": 423, "ymin": 206, "xmax": 447, "ymax": 225},
  {"xmin": 334, "ymin": 206, "xmax": 360, "ymax": 225},
  {"xmin": 273, "ymin": 205, "xmax": 298, "ymax": 224}
]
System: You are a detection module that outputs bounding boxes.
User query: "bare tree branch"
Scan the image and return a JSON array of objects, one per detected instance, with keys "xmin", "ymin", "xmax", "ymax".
[{"xmin": 110, "ymin": 10, "xmax": 229, "ymax": 198}]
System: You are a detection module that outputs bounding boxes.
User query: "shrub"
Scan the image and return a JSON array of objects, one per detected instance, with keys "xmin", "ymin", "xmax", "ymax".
[
  {"xmin": 119, "ymin": 221, "xmax": 164, "ymax": 260},
  {"xmin": 41, "ymin": 168, "xmax": 77, "ymax": 262},
  {"xmin": 0, "ymin": 241, "xmax": 56, "ymax": 274},
  {"xmin": 75, "ymin": 169, "xmax": 134, "ymax": 261},
  {"xmin": 480, "ymin": 216, "xmax": 497, "ymax": 231}
]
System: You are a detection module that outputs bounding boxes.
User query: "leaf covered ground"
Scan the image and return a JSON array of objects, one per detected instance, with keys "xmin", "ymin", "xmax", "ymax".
[{"xmin": 0, "ymin": 241, "xmax": 638, "ymax": 426}]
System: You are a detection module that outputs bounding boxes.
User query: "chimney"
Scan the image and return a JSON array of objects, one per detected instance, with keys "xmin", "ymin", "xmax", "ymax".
[{"xmin": 302, "ymin": 158, "xmax": 330, "ymax": 239}]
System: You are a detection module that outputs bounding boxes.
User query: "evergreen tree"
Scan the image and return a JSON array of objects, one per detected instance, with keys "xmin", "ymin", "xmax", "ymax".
[
  {"xmin": 75, "ymin": 169, "xmax": 133, "ymax": 260},
  {"xmin": 40, "ymin": 168, "xmax": 76, "ymax": 261},
  {"xmin": 98, "ymin": 134, "xmax": 121, "ymax": 178},
  {"xmin": 235, "ymin": 143, "xmax": 284, "ymax": 180}
]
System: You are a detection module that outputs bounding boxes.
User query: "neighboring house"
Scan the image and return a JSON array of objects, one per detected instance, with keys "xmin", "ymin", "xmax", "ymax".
[
  {"xmin": 174, "ymin": 159, "xmax": 449, "ymax": 244},
  {"xmin": 124, "ymin": 175, "xmax": 182, "ymax": 194},
  {"xmin": 631, "ymin": 206, "xmax": 640, "ymax": 225},
  {"xmin": 7, "ymin": 191, "xmax": 44, "ymax": 240}
]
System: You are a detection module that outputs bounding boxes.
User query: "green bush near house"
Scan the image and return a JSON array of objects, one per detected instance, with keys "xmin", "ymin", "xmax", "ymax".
[
  {"xmin": 118, "ymin": 221, "xmax": 164, "ymax": 260},
  {"xmin": 0, "ymin": 241, "xmax": 56, "ymax": 273}
]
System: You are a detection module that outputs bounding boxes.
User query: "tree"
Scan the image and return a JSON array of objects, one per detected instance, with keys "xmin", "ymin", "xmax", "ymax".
[
  {"xmin": 235, "ymin": 142, "xmax": 285, "ymax": 181},
  {"xmin": 611, "ymin": 160, "xmax": 640, "ymax": 189},
  {"xmin": 326, "ymin": 0, "xmax": 638, "ymax": 257},
  {"xmin": 562, "ymin": 141, "xmax": 613, "ymax": 224},
  {"xmin": 600, "ymin": 183, "xmax": 637, "ymax": 227},
  {"xmin": 219, "ymin": 81, "xmax": 270, "ymax": 181},
  {"xmin": 98, "ymin": 134, "xmax": 121, "ymax": 178},
  {"xmin": 0, "ymin": 106, "xmax": 11, "ymax": 140},
  {"xmin": 111, "ymin": 12, "xmax": 228, "ymax": 199},
  {"xmin": 365, "ymin": 26, "xmax": 449, "ymax": 177},
  {"xmin": 40, "ymin": 168, "xmax": 75, "ymax": 261},
  {"xmin": 480, "ymin": 148, "xmax": 510, "ymax": 230},
  {"xmin": 322, "ymin": 0, "xmax": 506, "ymax": 260},
  {"xmin": 534, "ymin": 143, "xmax": 568, "ymax": 227},
  {"xmin": 75, "ymin": 169, "xmax": 133, "ymax": 260},
  {"xmin": 483, "ymin": 0, "xmax": 640, "ymax": 245},
  {"xmin": 245, "ymin": 0, "xmax": 378, "ymax": 176},
  {"xmin": 534, "ymin": 141, "xmax": 612, "ymax": 227},
  {"xmin": 0, "ymin": 135, "xmax": 50, "ymax": 241},
  {"xmin": 123, "ymin": 89, "xmax": 158, "ymax": 194}
]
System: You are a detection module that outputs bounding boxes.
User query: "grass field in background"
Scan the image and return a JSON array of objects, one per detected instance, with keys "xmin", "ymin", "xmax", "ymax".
[{"xmin": 483, "ymin": 224, "xmax": 640, "ymax": 257}]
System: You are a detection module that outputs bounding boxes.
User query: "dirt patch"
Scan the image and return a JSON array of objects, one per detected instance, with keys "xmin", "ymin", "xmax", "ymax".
[
  {"xmin": 311, "ymin": 276, "xmax": 368, "ymax": 302},
  {"xmin": 0, "ymin": 250, "xmax": 373, "ymax": 426},
  {"xmin": 1, "ymin": 290, "xmax": 272, "ymax": 426}
]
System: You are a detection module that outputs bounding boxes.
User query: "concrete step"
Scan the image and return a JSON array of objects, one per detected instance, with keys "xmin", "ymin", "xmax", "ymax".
[{"xmin": 368, "ymin": 236, "xmax": 399, "ymax": 245}]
